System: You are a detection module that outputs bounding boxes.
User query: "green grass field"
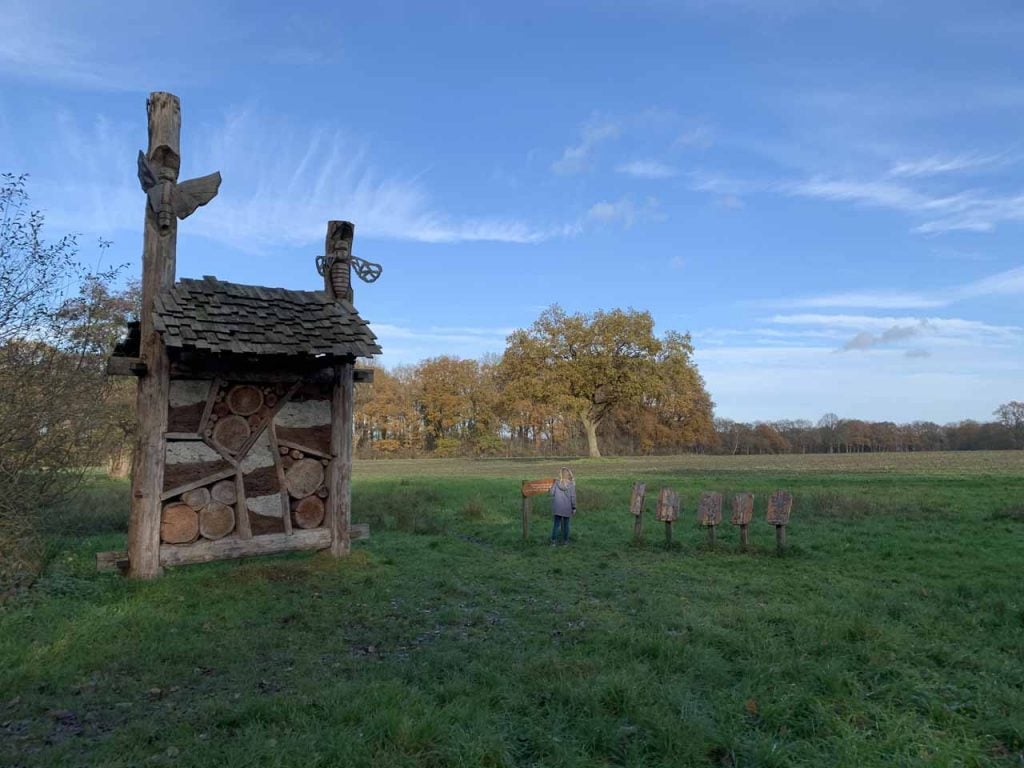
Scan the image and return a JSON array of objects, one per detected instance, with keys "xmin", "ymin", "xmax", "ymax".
[{"xmin": 2, "ymin": 452, "xmax": 1023, "ymax": 767}]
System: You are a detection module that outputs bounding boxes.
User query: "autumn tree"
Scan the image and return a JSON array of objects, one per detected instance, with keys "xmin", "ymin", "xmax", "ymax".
[
  {"xmin": 500, "ymin": 305, "xmax": 707, "ymax": 458},
  {"xmin": 994, "ymin": 401, "xmax": 1024, "ymax": 448}
]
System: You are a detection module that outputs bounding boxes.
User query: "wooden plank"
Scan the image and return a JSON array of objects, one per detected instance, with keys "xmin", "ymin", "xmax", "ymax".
[
  {"xmin": 697, "ymin": 492, "xmax": 723, "ymax": 526},
  {"xmin": 106, "ymin": 356, "xmax": 147, "ymax": 376},
  {"xmin": 234, "ymin": 472, "xmax": 253, "ymax": 540},
  {"xmin": 197, "ymin": 376, "xmax": 222, "ymax": 435},
  {"xmin": 328, "ymin": 362, "xmax": 354, "ymax": 557},
  {"xmin": 159, "ymin": 466, "xmax": 236, "ymax": 502},
  {"xmin": 767, "ymin": 490, "xmax": 793, "ymax": 526},
  {"xmin": 96, "ymin": 550, "xmax": 130, "ymax": 573},
  {"xmin": 164, "ymin": 432, "xmax": 203, "ymax": 441},
  {"xmin": 521, "ymin": 478, "xmax": 555, "ymax": 497},
  {"xmin": 730, "ymin": 493, "xmax": 754, "ymax": 526},
  {"xmin": 266, "ymin": 426, "xmax": 292, "ymax": 534},
  {"xmin": 629, "ymin": 482, "xmax": 646, "ymax": 516},
  {"xmin": 353, "ymin": 368, "xmax": 374, "ymax": 384},
  {"xmin": 655, "ymin": 487, "xmax": 679, "ymax": 522},
  {"xmin": 160, "ymin": 529, "xmax": 331, "ymax": 566},
  {"xmin": 277, "ymin": 439, "xmax": 332, "ymax": 460},
  {"xmin": 349, "ymin": 523, "xmax": 370, "ymax": 541}
]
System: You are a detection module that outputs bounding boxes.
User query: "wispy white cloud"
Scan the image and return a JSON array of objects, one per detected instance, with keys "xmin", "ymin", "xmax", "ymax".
[
  {"xmin": 674, "ymin": 125, "xmax": 714, "ymax": 149},
  {"xmin": 841, "ymin": 321, "xmax": 927, "ymax": 351},
  {"xmin": 0, "ymin": 1, "xmax": 137, "ymax": 89},
  {"xmin": 585, "ymin": 196, "xmax": 663, "ymax": 228},
  {"xmin": 27, "ymin": 108, "xmax": 574, "ymax": 250},
  {"xmin": 551, "ymin": 116, "xmax": 621, "ymax": 175},
  {"xmin": 616, "ymin": 160, "xmax": 678, "ymax": 179},
  {"xmin": 371, "ymin": 323, "xmax": 513, "ymax": 366},
  {"xmin": 765, "ymin": 264, "xmax": 1024, "ymax": 310},
  {"xmin": 888, "ymin": 152, "xmax": 1007, "ymax": 178},
  {"xmin": 768, "ymin": 313, "xmax": 1021, "ymax": 342},
  {"xmin": 784, "ymin": 176, "xmax": 1024, "ymax": 234}
]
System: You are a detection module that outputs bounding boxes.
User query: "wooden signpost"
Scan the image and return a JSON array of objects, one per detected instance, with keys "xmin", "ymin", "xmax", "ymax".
[
  {"xmin": 730, "ymin": 492, "xmax": 754, "ymax": 548},
  {"xmin": 655, "ymin": 487, "xmax": 680, "ymax": 544},
  {"xmin": 767, "ymin": 490, "xmax": 793, "ymax": 552},
  {"xmin": 629, "ymin": 482, "xmax": 646, "ymax": 542},
  {"xmin": 697, "ymin": 491, "xmax": 723, "ymax": 545},
  {"xmin": 521, "ymin": 478, "xmax": 555, "ymax": 540}
]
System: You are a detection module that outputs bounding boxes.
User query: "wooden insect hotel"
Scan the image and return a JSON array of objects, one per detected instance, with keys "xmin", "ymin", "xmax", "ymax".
[{"xmin": 102, "ymin": 92, "xmax": 381, "ymax": 578}]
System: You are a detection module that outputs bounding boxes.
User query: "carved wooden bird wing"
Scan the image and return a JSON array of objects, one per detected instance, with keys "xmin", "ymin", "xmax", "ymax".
[
  {"xmin": 172, "ymin": 172, "xmax": 222, "ymax": 220},
  {"xmin": 137, "ymin": 151, "xmax": 159, "ymax": 192}
]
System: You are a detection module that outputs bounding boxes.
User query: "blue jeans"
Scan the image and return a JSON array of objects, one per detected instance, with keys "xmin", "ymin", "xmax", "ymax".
[{"xmin": 551, "ymin": 515, "xmax": 570, "ymax": 544}]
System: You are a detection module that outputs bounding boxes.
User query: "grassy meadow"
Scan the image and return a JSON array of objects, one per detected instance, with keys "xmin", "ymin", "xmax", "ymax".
[{"xmin": 2, "ymin": 452, "xmax": 1023, "ymax": 767}]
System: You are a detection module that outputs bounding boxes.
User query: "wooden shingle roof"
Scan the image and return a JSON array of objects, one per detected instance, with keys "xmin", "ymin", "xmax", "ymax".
[{"xmin": 153, "ymin": 276, "xmax": 381, "ymax": 359}]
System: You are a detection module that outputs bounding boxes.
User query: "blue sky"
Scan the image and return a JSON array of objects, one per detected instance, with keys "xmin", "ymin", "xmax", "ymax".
[{"xmin": 2, "ymin": 0, "xmax": 1022, "ymax": 424}]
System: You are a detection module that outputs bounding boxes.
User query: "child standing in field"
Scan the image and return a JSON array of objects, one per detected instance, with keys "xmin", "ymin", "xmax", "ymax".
[{"xmin": 549, "ymin": 467, "xmax": 576, "ymax": 546}]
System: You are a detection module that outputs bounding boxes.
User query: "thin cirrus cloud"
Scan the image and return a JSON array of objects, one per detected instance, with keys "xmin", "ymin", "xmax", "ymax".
[
  {"xmin": 551, "ymin": 117, "xmax": 621, "ymax": 175},
  {"xmin": 616, "ymin": 160, "xmax": 678, "ymax": 179},
  {"xmin": 773, "ymin": 265, "xmax": 1024, "ymax": 310},
  {"xmin": 887, "ymin": 152, "xmax": 1007, "ymax": 178},
  {"xmin": 28, "ymin": 109, "xmax": 585, "ymax": 251},
  {"xmin": 783, "ymin": 177, "xmax": 1024, "ymax": 234}
]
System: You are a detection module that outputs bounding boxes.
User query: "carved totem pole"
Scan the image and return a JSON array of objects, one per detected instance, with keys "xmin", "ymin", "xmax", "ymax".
[{"xmin": 128, "ymin": 93, "xmax": 221, "ymax": 579}]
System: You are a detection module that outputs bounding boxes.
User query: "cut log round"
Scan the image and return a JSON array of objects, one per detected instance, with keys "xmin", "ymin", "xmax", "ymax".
[
  {"xmin": 285, "ymin": 458, "xmax": 324, "ymax": 499},
  {"xmin": 265, "ymin": 393, "xmax": 278, "ymax": 408},
  {"xmin": 161, "ymin": 502, "xmax": 199, "ymax": 544},
  {"xmin": 315, "ymin": 486, "xmax": 329, "ymax": 499},
  {"xmin": 199, "ymin": 501, "xmax": 235, "ymax": 540},
  {"xmin": 292, "ymin": 496, "xmax": 325, "ymax": 529},
  {"xmin": 247, "ymin": 414, "xmax": 262, "ymax": 428},
  {"xmin": 212, "ymin": 414, "xmax": 250, "ymax": 453},
  {"xmin": 211, "ymin": 478, "xmax": 237, "ymax": 505},
  {"xmin": 226, "ymin": 385, "xmax": 264, "ymax": 416},
  {"xmin": 181, "ymin": 487, "xmax": 211, "ymax": 510},
  {"xmin": 278, "ymin": 445, "xmax": 290, "ymax": 455},
  {"xmin": 290, "ymin": 449, "xmax": 303, "ymax": 460},
  {"xmin": 212, "ymin": 401, "xmax": 229, "ymax": 417}
]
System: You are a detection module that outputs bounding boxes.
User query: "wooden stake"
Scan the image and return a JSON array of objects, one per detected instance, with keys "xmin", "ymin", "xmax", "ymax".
[
  {"xmin": 776, "ymin": 524, "xmax": 787, "ymax": 553},
  {"xmin": 707, "ymin": 525, "xmax": 717, "ymax": 546},
  {"xmin": 739, "ymin": 524, "xmax": 749, "ymax": 548},
  {"xmin": 328, "ymin": 361, "xmax": 354, "ymax": 556},
  {"xmin": 633, "ymin": 513, "xmax": 643, "ymax": 543},
  {"xmin": 664, "ymin": 520, "xmax": 673, "ymax": 545}
]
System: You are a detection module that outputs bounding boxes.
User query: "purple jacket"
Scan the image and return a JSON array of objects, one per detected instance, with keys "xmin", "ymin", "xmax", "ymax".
[{"xmin": 550, "ymin": 481, "xmax": 576, "ymax": 517}]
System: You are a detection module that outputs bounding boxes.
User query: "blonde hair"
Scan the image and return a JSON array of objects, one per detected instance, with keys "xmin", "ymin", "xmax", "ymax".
[{"xmin": 558, "ymin": 466, "xmax": 574, "ymax": 489}]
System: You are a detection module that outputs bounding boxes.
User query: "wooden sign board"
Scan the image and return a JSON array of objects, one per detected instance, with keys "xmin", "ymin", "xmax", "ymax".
[
  {"xmin": 522, "ymin": 478, "xmax": 555, "ymax": 497},
  {"xmin": 655, "ymin": 487, "xmax": 679, "ymax": 522},
  {"xmin": 731, "ymin": 493, "xmax": 754, "ymax": 526},
  {"xmin": 629, "ymin": 482, "xmax": 646, "ymax": 516},
  {"xmin": 697, "ymin": 492, "xmax": 722, "ymax": 526},
  {"xmin": 767, "ymin": 490, "xmax": 793, "ymax": 525}
]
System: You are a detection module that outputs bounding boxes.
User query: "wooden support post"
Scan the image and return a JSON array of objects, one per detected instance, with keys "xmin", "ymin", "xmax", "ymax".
[
  {"xmin": 328, "ymin": 361, "xmax": 354, "ymax": 557},
  {"xmin": 664, "ymin": 520, "xmax": 673, "ymax": 545},
  {"xmin": 776, "ymin": 524, "xmax": 786, "ymax": 552},
  {"xmin": 633, "ymin": 513, "xmax": 643, "ymax": 542},
  {"xmin": 707, "ymin": 525, "xmax": 717, "ymax": 546},
  {"xmin": 739, "ymin": 524, "xmax": 749, "ymax": 548},
  {"xmin": 127, "ymin": 93, "xmax": 181, "ymax": 580}
]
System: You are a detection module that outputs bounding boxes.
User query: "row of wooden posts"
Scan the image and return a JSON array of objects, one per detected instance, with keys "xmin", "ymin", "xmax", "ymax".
[
  {"xmin": 519, "ymin": 480, "xmax": 793, "ymax": 552},
  {"xmin": 631, "ymin": 483, "xmax": 793, "ymax": 551}
]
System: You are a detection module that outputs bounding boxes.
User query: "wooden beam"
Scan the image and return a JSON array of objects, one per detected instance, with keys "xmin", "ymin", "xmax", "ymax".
[
  {"xmin": 328, "ymin": 362, "xmax": 354, "ymax": 556},
  {"xmin": 266, "ymin": 425, "xmax": 292, "ymax": 534},
  {"xmin": 106, "ymin": 357, "xmax": 148, "ymax": 377},
  {"xmin": 127, "ymin": 92, "xmax": 183, "ymax": 580},
  {"xmin": 160, "ymin": 466, "xmax": 236, "ymax": 502},
  {"xmin": 164, "ymin": 432, "xmax": 202, "ymax": 441},
  {"xmin": 353, "ymin": 368, "xmax": 374, "ymax": 384},
  {"xmin": 96, "ymin": 550, "xmax": 130, "ymax": 573},
  {"xmin": 277, "ymin": 439, "xmax": 331, "ymax": 460},
  {"xmin": 160, "ymin": 529, "xmax": 330, "ymax": 566}
]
